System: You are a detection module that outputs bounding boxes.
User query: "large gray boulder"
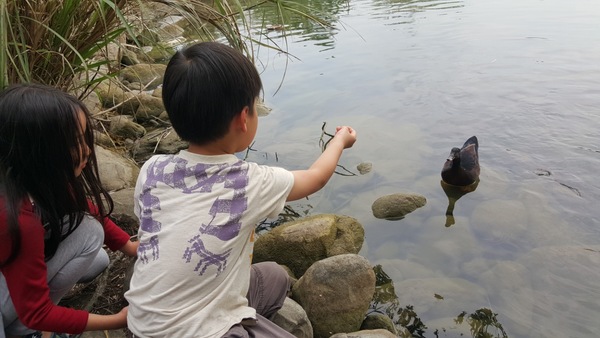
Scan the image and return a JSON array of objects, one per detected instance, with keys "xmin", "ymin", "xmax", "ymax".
[
  {"xmin": 292, "ymin": 254, "xmax": 376, "ymax": 338},
  {"xmin": 253, "ymin": 214, "xmax": 364, "ymax": 277}
]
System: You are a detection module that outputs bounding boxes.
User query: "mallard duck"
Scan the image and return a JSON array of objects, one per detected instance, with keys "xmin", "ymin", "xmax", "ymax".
[{"xmin": 441, "ymin": 136, "xmax": 480, "ymax": 186}]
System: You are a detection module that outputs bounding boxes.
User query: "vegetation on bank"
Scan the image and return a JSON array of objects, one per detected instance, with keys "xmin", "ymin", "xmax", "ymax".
[{"xmin": 0, "ymin": 0, "xmax": 328, "ymax": 96}]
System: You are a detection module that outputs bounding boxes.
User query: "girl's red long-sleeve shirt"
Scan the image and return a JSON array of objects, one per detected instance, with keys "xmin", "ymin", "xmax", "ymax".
[{"xmin": 0, "ymin": 198, "xmax": 131, "ymax": 334}]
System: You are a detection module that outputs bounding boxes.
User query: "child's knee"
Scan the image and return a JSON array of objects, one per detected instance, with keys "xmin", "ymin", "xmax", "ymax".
[{"xmin": 254, "ymin": 262, "xmax": 289, "ymax": 285}]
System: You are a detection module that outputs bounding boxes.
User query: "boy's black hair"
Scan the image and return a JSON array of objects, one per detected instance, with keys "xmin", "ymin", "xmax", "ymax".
[
  {"xmin": 0, "ymin": 83, "xmax": 113, "ymax": 267},
  {"xmin": 162, "ymin": 42, "xmax": 263, "ymax": 145}
]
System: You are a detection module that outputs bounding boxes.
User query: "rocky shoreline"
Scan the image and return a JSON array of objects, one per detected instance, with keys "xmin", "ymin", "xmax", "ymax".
[{"xmin": 74, "ymin": 4, "xmax": 426, "ymax": 336}]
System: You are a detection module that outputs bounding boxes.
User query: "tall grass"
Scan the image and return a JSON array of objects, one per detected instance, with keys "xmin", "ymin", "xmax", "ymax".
[
  {"xmin": 0, "ymin": 0, "xmax": 329, "ymax": 96},
  {"xmin": 0, "ymin": 0, "xmax": 133, "ymax": 94}
]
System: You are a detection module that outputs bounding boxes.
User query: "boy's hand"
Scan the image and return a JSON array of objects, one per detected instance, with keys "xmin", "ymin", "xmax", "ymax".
[{"xmin": 334, "ymin": 126, "xmax": 357, "ymax": 149}]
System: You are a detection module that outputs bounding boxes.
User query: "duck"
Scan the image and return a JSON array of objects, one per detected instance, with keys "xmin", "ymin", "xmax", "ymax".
[{"xmin": 441, "ymin": 136, "xmax": 480, "ymax": 186}]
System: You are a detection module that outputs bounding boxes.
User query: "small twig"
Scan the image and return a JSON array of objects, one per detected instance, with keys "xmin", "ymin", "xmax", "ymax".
[
  {"xmin": 98, "ymin": 122, "xmax": 118, "ymax": 149},
  {"xmin": 319, "ymin": 121, "xmax": 335, "ymax": 151},
  {"xmin": 244, "ymin": 141, "xmax": 257, "ymax": 160},
  {"xmin": 153, "ymin": 128, "xmax": 173, "ymax": 153},
  {"xmin": 335, "ymin": 164, "xmax": 357, "ymax": 176}
]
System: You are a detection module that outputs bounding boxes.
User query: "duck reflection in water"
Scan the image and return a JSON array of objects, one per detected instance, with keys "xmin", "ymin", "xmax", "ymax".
[
  {"xmin": 441, "ymin": 136, "xmax": 480, "ymax": 227},
  {"xmin": 441, "ymin": 179, "xmax": 479, "ymax": 227}
]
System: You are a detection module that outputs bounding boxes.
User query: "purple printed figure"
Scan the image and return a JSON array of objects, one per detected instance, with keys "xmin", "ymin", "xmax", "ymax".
[
  {"xmin": 184, "ymin": 161, "xmax": 249, "ymax": 275},
  {"xmin": 198, "ymin": 162, "xmax": 248, "ymax": 241},
  {"xmin": 139, "ymin": 235, "xmax": 159, "ymax": 264},
  {"xmin": 182, "ymin": 234, "xmax": 232, "ymax": 275},
  {"xmin": 139, "ymin": 156, "xmax": 174, "ymax": 234},
  {"xmin": 137, "ymin": 157, "xmax": 173, "ymax": 263}
]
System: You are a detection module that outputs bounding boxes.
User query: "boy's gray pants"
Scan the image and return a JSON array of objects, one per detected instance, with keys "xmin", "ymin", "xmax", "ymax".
[{"xmin": 221, "ymin": 262, "xmax": 295, "ymax": 338}]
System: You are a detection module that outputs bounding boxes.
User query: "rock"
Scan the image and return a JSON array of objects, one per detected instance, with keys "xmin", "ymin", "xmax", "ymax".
[
  {"xmin": 109, "ymin": 115, "xmax": 146, "ymax": 139},
  {"xmin": 145, "ymin": 45, "xmax": 176, "ymax": 63},
  {"xmin": 357, "ymin": 162, "xmax": 372, "ymax": 175},
  {"xmin": 329, "ymin": 329, "xmax": 397, "ymax": 338},
  {"xmin": 292, "ymin": 254, "xmax": 376, "ymax": 338},
  {"xmin": 360, "ymin": 313, "xmax": 396, "ymax": 335},
  {"xmin": 371, "ymin": 193, "xmax": 426, "ymax": 220},
  {"xmin": 121, "ymin": 48, "xmax": 141, "ymax": 66},
  {"xmin": 101, "ymin": 42, "xmax": 123, "ymax": 67},
  {"xmin": 136, "ymin": 27, "xmax": 160, "ymax": 46},
  {"xmin": 94, "ymin": 130, "xmax": 114, "ymax": 148},
  {"xmin": 120, "ymin": 63, "xmax": 167, "ymax": 91},
  {"xmin": 109, "ymin": 187, "xmax": 138, "ymax": 235},
  {"xmin": 131, "ymin": 128, "xmax": 188, "ymax": 163},
  {"xmin": 253, "ymin": 214, "xmax": 364, "ymax": 277},
  {"xmin": 81, "ymin": 90, "xmax": 102, "ymax": 115},
  {"xmin": 95, "ymin": 146, "xmax": 140, "ymax": 191},
  {"xmin": 151, "ymin": 87, "xmax": 162, "ymax": 98},
  {"xmin": 134, "ymin": 93, "xmax": 165, "ymax": 121},
  {"xmin": 94, "ymin": 81, "xmax": 140, "ymax": 115},
  {"xmin": 272, "ymin": 297, "xmax": 313, "ymax": 338}
]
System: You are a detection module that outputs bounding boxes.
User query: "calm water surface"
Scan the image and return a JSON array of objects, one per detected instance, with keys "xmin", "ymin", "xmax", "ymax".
[{"xmin": 241, "ymin": 0, "xmax": 600, "ymax": 336}]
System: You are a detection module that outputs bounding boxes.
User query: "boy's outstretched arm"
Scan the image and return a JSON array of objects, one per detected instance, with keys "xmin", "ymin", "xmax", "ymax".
[{"xmin": 287, "ymin": 126, "xmax": 356, "ymax": 201}]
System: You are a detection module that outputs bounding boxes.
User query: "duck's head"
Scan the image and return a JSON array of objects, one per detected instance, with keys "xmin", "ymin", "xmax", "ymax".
[{"xmin": 446, "ymin": 147, "xmax": 461, "ymax": 163}]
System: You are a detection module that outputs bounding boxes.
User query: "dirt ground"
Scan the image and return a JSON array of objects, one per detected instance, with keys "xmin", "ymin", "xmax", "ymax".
[{"xmin": 59, "ymin": 251, "xmax": 134, "ymax": 338}]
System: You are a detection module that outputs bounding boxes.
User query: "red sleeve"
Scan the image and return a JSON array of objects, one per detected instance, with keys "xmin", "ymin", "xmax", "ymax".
[
  {"xmin": 87, "ymin": 200, "xmax": 130, "ymax": 251},
  {"xmin": 0, "ymin": 202, "xmax": 88, "ymax": 334}
]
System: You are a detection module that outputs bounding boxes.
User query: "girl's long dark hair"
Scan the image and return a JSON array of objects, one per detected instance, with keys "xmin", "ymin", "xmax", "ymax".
[{"xmin": 0, "ymin": 83, "xmax": 113, "ymax": 267}]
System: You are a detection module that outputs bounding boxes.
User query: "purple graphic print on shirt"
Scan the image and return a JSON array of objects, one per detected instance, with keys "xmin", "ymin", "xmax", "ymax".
[{"xmin": 138, "ymin": 155, "xmax": 249, "ymax": 276}]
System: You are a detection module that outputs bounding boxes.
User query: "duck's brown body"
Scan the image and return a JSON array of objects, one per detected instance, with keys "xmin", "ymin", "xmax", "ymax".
[{"xmin": 441, "ymin": 136, "xmax": 480, "ymax": 186}]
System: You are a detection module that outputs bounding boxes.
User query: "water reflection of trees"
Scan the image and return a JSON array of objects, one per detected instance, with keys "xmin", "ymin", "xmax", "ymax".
[
  {"xmin": 370, "ymin": 0, "xmax": 464, "ymax": 12},
  {"xmin": 248, "ymin": 0, "xmax": 350, "ymax": 47},
  {"xmin": 370, "ymin": 265, "xmax": 508, "ymax": 337}
]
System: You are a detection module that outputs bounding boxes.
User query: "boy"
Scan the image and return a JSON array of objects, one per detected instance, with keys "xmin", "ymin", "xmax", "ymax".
[{"xmin": 125, "ymin": 42, "xmax": 356, "ymax": 337}]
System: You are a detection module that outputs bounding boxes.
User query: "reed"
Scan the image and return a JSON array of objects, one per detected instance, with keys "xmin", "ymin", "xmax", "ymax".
[{"xmin": 0, "ymin": 0, "xmax": 329, "ymax": 96}]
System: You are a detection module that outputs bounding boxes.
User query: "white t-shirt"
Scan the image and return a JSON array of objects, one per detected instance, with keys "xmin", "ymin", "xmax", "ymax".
[{"xmin": 125, "ymin": 150, "xmax": 294, "ymax": 337}]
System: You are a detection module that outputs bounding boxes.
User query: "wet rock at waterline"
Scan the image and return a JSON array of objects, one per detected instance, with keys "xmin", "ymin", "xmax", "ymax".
[
  {"xmin": 371, "ymin": 193, "xmax": 426, "ymax": 220},
  {"xmin": 360, "ymin": 313, "xmax": 397, "ymax": 335},
  {"xmin": 292, "ymin": 254, "xmax": 376, "ymax": 338},
  {"xmin": 330, "ymin": 329, "xmax": 398, "ymax": 338},
  {"xmin": 357, "ymin": 162, "xmax": 373, "ymax": 175},
  {"xmin": 254, "ymin": 214, "xmax": 365, "ymax": 277}
]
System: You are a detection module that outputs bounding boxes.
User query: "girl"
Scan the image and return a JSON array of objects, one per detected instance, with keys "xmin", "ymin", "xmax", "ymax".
[{"xmin": 0, "ymin": 84, "xmax": 138, "ymax": 338}]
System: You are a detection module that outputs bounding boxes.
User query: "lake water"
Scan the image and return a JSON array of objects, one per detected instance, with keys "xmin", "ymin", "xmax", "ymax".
[{"xmin": 239, "ymin": 0, "xmax": 600, "ymax": 336}]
